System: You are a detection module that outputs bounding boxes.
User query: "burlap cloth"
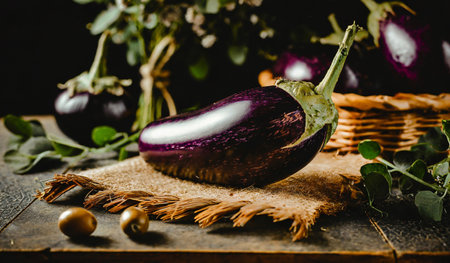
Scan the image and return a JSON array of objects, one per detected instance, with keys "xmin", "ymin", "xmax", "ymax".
[{"xmin": 37, "ymin": 152, "xmax": 368, "ymax": 241}]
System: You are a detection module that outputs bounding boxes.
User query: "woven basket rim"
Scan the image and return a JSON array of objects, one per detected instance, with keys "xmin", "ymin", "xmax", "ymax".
[
  {"xmin": 331, "ymin": 92, "xmax": 450, "ymax": 112},
  {"xmin": 258, "ymin": 69, "xmax": 450, "ymax": 112}
]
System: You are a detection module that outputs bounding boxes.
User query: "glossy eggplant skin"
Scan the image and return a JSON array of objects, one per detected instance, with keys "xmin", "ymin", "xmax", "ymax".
[
  {"xmin": 54, "ymin": 90, "xmax": 135, "ymax": 146},
  {"xmin": 139, "ymin": 86, "xmax": 326, "ymax": 187}
]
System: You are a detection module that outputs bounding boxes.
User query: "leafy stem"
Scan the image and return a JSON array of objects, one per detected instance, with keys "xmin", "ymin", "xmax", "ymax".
[
  {"xmin": 87, "ymin": 30, "xmax": 110, "ymax": 88},
  {"xmin": 358, "ymin": 120, "xmax": 450, "ymax": 221},
  {"xmin": 3, "ymin": 115, "xmax": 140, "ymax": 174},
  {"xmin": 90, "ymin": 131, "xmax": 140, "ymax": 154},
  {"xmin": 375, "ymin": 157, "xmax": 444, "ymax": 193}
]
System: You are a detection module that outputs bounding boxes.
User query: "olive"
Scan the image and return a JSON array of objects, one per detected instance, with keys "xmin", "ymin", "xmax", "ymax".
[
  {"xmin": 120, "ymin": 207, "xmax": 149, "ymax": 237},
  {"xmin": 58, "ymin": 207, "xmax": 97, "ymax": 238}
]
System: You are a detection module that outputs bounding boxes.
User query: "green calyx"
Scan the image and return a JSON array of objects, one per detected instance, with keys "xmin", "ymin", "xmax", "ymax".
[
  {"xmin": 361, "ymin": 0, "xmax": 415, "ymax": 46},
  {"xmin": 277, "ymin": 23, "xmax": 360, "ymax": 148},
  {"xmin": 277, "ymin": 79, "xmax": 338, "ymax": 148}
]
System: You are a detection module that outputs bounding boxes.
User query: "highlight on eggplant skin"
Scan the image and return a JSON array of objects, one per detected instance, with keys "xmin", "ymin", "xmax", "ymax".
[{"xmin": 139, "ymin": 23, "xmax": 360, "ymax": 187}]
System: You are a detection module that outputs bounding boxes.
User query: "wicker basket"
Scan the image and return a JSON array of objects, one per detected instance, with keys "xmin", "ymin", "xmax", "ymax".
[{"xmin": 258, "ymin": 69, "xmax": 450, "ymax": 154}]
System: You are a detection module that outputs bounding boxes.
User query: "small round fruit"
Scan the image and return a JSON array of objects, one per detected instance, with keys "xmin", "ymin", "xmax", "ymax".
[
  {"xmin": 58, "ymin": 207, "xmax": 97, "ymax": 238},
  {"xmin": 120, "ymin": 207, "xmax": 149, "ymax": 237}
]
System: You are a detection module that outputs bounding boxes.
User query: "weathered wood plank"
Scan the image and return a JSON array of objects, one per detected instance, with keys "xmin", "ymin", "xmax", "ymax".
[{"xmin": 368, "ymin": 191, "xmax": 450, "ymax": 263}]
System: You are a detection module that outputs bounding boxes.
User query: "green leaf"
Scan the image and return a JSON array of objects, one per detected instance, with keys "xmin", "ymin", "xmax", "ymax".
[
  {"xmin": 399, "ymin": 159, "xmax": 427, "ymax": 193},
  {"xmin": 393, "ymin": 150, "xmax": 416, "ymax": 171},
  {"xmin": 227, "ymin": 45, "xmax": 248, "ymax": 66},
  {"xmin": 434, "ymin": 161, "xmax": 449, "ymax": 177},
  {"xmin": 19, "ymin": 136, "xmax": 54, "ymax": 155},
  {"xmin": 29, "ymin": 120, "xmax": 46, "ymax": 137},
  {"xmin": 408, "ymin": 159, "xmax": 427, "ymax": 180},
  {"xmin": 364, "ymin": 172, "xmax": 391, "ymax": 204},
  {"xmin": 444, "ymin": 173, "xmax": 450, "ymax": 188},
  {"xmin": 414, "ymin": 191, "xmax": 443, "ymax": 221},
  {"xmin": 361, "ymin": 163, "xmax": 392, "ymax": 203},
  {"xmin": 91, "ymin": 126, "xmax": 118, "ymax": 147},
  {"xmin": 442, "ymin": 119, "xmax": 450, "ymax": 148},
  {"xmin": 15, "ymin": 151, "xmax": 60, "ymax": 174},
  {"xmin": 118, "ymin": 147, "xmax": 128, "ymax": 161},
  {"xmin": 411, "ymin": 143, "xmax": 447, "ymax": 165},
  {"xmin": 361, "ymin": 163, "xmax": 392, "ymax": 190},
  {"xmin": 7, "ymin": 135, "xmax": 25, "ymax": 151},
  {"xmin": 3, "ymin": 150, "xmax": 33, "ymax": 173},
  {"xmin": 47, "ymin": 135, "xmax": 86, "ymax": 157},
  {"xmin": 358, "ymin": 140, "xmax": 381, "ymax": 160},
  {"xmin": 419, "ymin": 127, "xmax": 449, "ymax": 152},
  {"xmin": 189, "ymin": 55, "xmax": 209, "ymax": 80},
  {"xmin": 4, "ymin": 148, "xmax": 60, "ymax": 174},
  {"xmin": 3, "ymin": 115, "xmax": 32, "ymax": 139},
  {"xmin": 90, "ymin": 6, "xmax": 121, "ymax": 35}
]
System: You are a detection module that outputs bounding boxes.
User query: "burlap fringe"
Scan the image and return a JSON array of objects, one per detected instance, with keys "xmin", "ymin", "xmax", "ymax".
[{"xmin": 37, "ymin": 173, "xmax": 360, "ymax": 241}]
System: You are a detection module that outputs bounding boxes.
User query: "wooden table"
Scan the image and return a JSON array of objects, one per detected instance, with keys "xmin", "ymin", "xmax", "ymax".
[{"xmin": 0, "ymin": 116, "xmax": 449, "ymax": 263}]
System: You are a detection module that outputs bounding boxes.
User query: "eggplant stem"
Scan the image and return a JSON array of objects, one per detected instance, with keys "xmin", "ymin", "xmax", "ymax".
[
  {"xmin": 315, "ymin": 23, "xmax": 360, "ymax": 99},
  {"xmin": 87, "ymin": 31, "xmax": 110, "ymax": 92}
]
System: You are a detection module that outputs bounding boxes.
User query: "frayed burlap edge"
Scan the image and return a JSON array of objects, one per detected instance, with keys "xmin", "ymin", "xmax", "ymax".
[{"xmin": 36, "ymin": 154, "xmax": 364, "ymax": 241}]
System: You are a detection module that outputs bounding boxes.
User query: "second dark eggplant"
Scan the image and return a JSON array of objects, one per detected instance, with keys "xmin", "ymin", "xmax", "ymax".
[
  {"xmin": 139, "ymin": 24, "xmax": 360, "ymax": 187},
  {"xmin": 362, "ymin": 0, "xmax": 448, "ymax": 94}
]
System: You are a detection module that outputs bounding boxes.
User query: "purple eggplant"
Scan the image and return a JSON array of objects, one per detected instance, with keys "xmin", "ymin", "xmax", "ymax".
[
  {"xmin": 272, "ymin": 52, "xmax": 328, "ymax": 85},
  {"xmin": 272, "ymin": 50, "xmax": 363, "ymax": 94},
  {"xmin": 139, "ymin": 24, "xmax": 360, "ymax": 187},
  {"xmin": 362, "ymin": 0, "xmax": 447, "ymax": 93},
  {"xmin": 54, "ymin": 90, "xmax": 135, "ymax": 146},
  {"xmin": 54, "ymin": 32, "xmax": 137, "ymax": 145}
]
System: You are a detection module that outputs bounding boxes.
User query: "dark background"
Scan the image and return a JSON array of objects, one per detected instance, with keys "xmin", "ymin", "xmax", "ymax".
[
  {"xmin": 1, "ymin": 0, "xmax": 448, "ymax": 117},
  {"xmin": 1, "ymin": 1, "xmax": 103, "ymax": 117}
]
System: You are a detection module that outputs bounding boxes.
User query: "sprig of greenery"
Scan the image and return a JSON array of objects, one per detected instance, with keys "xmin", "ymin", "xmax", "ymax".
[
  {"xmin": 358, "ymin": 120, "xmax": 450, "ymax": 221},
  {"xmin": 3, "ymin": 115, "xmax": 139, "ymax": 174}
]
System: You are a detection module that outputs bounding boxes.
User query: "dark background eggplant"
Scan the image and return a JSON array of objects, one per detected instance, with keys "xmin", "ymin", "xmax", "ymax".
[
  {"xmin": 139, "ymin": 86, "xmax": 326, "ymax": 186},
  {"xmin": 271, "ymin": 44, "xmax": 394, "ymax": 95},
  {"xmin": 375, "ymin": 4, "xmax": 448, "ymax": 94},
  {"xmin": 1, "ymin": 0, "xmax": 449, "ymax": 118},
  {"xmin": 54, "ymin": 90, "xmax": 135, "ymax": 146}
]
